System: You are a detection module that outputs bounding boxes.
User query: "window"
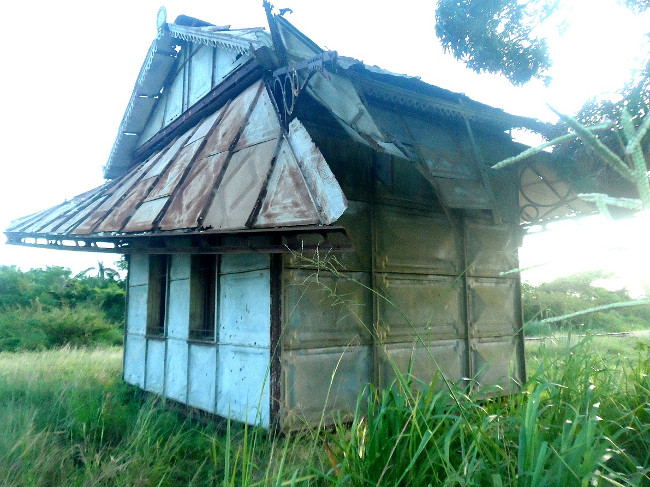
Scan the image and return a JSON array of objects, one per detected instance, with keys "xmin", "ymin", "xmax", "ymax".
[
  {"xmin": 190, "ymin": 254, "xmax": 217, "ymax": 340},
  {"xmin": 146, "ymin": 254, "xmax": 169, "ymax": 336}
]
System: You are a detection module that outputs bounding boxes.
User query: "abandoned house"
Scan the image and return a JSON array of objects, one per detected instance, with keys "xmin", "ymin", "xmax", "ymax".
[{"xmin": 4, "ymin": 7, "xmax": 590, "ymax": 431}]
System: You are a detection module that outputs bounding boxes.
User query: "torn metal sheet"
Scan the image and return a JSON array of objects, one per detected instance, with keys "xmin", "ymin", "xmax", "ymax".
[
  {"xmin": 254, "ymin": 139, "xmax": 321, "ymax": 227},
  {"xmin": 286, "ymin": 118, "xmax": 347, "ymax": 225}
]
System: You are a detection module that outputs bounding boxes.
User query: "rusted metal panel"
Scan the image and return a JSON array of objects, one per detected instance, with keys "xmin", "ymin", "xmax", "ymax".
[
  {"xmin": 144, "ymin": 131, "xmax": 196, "ymax": 180},
  {"xmin": 254, "ymin": 139, "xmax": 320, "ymax": 228},
  {"xmin": 203, "ymin": 138, "xmax": 278, "ymax": 230},
  {"xmin": 123, "ymin": 197, "xmax": 169, "ymax": 233},
  {"xmin": 145, "ymin": 140, "xmax": 202, "ymax": 201},
  {"xmin": 377, "ymin": 340, "xmax": 466, "ymax": 390},
  {"xmin": 468, "ymin": 277, "xmax": 518, "ymax": 338},
  {"xmin": 96, "ymin": 153, "xmax": 161, "ymax": 211},
  {"xmin": 196, "ymin": 82, "xmax": 262, "ymax": 159},
  {"xmin": 56, "ymin": 195, "xmax": 108, "ymax": 235},
  {"xmin": 472, "ymin": 337, "xmax": 521, "ymax": 393},
  {"xmin": 93, "ymin": 178, "xmax": 157, "ymax": 233},
  {"xmin": 465, "ymin": 221, "xmax": 519, "ymax": 277},
  {"xmin": 374, "ymin": 156, "xmax": 441, "ymax": 210},
  {"xmin": 186, "ymin": 106, "xmax": 224, "ymax": 145},
  {"xmin": 281, "ymin": 345, "xmax": 372, "ymax": 430},
  {"xmin": 32, "ymin": 199, "xmax": 86, "ymax": 235},
  {"xmin": 159, "ymin": 151, "xmax": 229, "ymax": 230},
  {"xmin": 283, "ymin": 269, "xmax": 373, "ymax": 350},
  {"xmin": 374, "ymin": 204, "xmax": 461, "ymax": 275},
  {"xmin": 288, "ymin": 118, "xmax": 348, "ymax": 224},
  {"xmin": 72, "ymin": 210, "xmax": 111, "ymax": 235},
  {"xmin": 234, "ymin": 87, "xmax": 282, "ymax": 151},
  {"xmin": 376, "ymin": 273, "xmax": 464, "ymax": 343}
]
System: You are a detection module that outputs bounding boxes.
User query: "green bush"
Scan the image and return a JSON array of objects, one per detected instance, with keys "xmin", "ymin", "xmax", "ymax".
[
  {"xmin": 0, "ymin": 265, "xmax": 125, "ymax": 351},
  {"xmin": 522, "ymin": 271, "xmax": 650, "ymax": 335}
]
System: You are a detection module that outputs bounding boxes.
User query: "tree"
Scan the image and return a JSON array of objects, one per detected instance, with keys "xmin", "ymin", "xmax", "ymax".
[
  {"xmin": 435, "ymin": 0, "xmax": 556, "ymax": 85},
  {"xmin": 435, "ymin": 0, "xmax": 650, "ymax": 90}
]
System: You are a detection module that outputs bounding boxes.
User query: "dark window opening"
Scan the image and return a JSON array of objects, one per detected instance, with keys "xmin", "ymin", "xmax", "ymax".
[
  {"xmin": 147, "ymin": 254, "xmax": 169, "ymax": 336},
  {"xmin": 190, "ymin": 254, "xmax": 217, "ymax": 340}
]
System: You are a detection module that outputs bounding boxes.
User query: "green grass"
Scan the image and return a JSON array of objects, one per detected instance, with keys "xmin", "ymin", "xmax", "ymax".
[{"xmin": 0, "ymin": 335, "xmax": 649, "ymax": 486}]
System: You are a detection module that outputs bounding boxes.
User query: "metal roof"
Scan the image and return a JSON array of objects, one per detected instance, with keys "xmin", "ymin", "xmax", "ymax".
[
  {"xmin": 7, "ymin": 81, "xmax": 346, "ymax": 247},
  {"xmin": 104, "ymin": 19, "xmax": 272, "ymax": 179}
]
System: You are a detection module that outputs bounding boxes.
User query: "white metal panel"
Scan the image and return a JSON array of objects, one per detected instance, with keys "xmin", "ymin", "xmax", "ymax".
[
  {"xmin": 219, "ymin": 269, "xmax": 270, "ymax": 347},
  {"xmin": 213, "ymin": 48, "xmax": 240, "ymax": 85},
  {"xmin": 164, "ymin": 68, "xmax": 184, "ymax": 126},
  {"xmin": 167, "ymin": 279, "xmax": 190, "ymax": 339},
  {"xmin": 216, "ymin": 344, "xmax": 270, "ymax": 427},
  {"xmin": 188, "ymin": 344, "xmax": 217, "ymax": 412},
  {"xmin": 124, "ymin": 334, "xmax": 146, "ymax": 388},
  {"xmin": 189, "ymin": 45, "xmax": 213, "ymax": 106},
  {"xmin": 129, "ymin": 254, "xmax": 149, "ymax": 287},
  {"xmin": 139, "ymin": 96, "xmax": 166, "ymax": 145},
  {"xmin": 165, "ymin": 338, "xmax": 188, "ymax": 403},
  {"xmin": 145, "ymin": 339, "xmax": 165, "ymax": 394},
  {"xmin": 170, "ymin": 254, "xmax": 191, "ymax": 281},
  {"xmin": 126, "ymin": 285, "xmax": 148, "ymax": 335},
  {"xmin": 220, "ymin": 251, "xmax": 270, "ymax": 274}
]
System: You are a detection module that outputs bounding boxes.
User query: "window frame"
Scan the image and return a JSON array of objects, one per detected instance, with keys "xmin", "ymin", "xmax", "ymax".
[
  {"xmin": 146, "ymin": 254, "xmax": 169, "ymax": 337},
  {"xmin": 189, "ymin": 254, "xmax": 218, "ymax": 341}
]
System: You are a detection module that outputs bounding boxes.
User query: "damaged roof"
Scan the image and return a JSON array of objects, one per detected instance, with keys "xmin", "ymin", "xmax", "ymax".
[{"xmin": 6, "ymin": 7, "xmax": 580, "ymax": 252}]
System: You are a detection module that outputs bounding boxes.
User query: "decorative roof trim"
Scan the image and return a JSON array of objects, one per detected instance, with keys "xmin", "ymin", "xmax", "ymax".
[{"xmin": 167, "ymin": 24, "xmax": 271, "ymax": 54}]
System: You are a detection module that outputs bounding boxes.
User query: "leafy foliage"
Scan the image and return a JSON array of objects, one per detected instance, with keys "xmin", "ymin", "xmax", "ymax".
[
  {"xmin": 0, "ymin": 265, "xmax": 125, "ymax": 351},
  {"xmin": 522, "ymin": 271, "xmax": 650, "ymax": 334},
  {"xmin": 435, "ymin": 0, "xmax": 555, "ymax": 84}
]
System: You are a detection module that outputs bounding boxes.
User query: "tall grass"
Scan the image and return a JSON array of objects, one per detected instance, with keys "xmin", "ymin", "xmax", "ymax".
[{"xmin": 0, "ymin": 336, "xmax": 648, "ymax": 485}]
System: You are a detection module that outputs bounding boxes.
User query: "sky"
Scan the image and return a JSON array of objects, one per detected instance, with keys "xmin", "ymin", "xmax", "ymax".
[{"xmin": 1, "ymin": 0, "xmax": 649, "ymax": 286}]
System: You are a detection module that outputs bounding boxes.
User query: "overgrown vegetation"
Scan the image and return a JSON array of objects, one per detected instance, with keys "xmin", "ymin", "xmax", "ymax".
[
  {"xmin": 522, "ymin": 271, "xmax": 650, "ymax": 335},
  {"xmin": 0, "ymin": 265, "xmax": 125, "ymax": 351},
  {"xmin": 0, "ymin": 334, "xmax": 648, "ymax": 486}
]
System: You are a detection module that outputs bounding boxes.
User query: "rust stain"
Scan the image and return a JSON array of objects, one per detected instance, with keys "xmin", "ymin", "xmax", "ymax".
[
  {"xmin": 254, "ymin": 139, "xmax": 320, "ymax": 227},
  {"xmin": 93, "ymin": 178, "xmax": 157, "ymax": 232},
  {"xmin": 234, "ymin": 86, "xmax": 282, "ymax": 151},
  {"xmin": 123, "ymin": 197, "xmax": 169, "ymax": 232},
  {"xmin": 159, "ymin": 151, "xmax": 230, "ymax": 230},
  {"xmin": 202, "ymin": 138, "xmax": 278, "ymax": 230},
  {"xmin": 146, "ymin": 140, "xmax": 201, "ymax": 201},
  {"xmin": 196, "ymin": 82, "xmax": 262, "ymax": 160}
]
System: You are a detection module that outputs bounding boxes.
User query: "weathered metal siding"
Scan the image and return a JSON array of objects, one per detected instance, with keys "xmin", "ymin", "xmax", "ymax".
[
  {"xmin": 279, "ymin": 133, "xmax": 524, "ymax": 429},
  {"xmin": 122, "ymin": 252, "xmax": 272, "ymax": 426},
  {"xmin": 216, "ymin": 254, "xmax": 271, "ymax": 426},
  {"xmin": 124, "ymin": 254, "xmax": 149, "ymax": 388}
]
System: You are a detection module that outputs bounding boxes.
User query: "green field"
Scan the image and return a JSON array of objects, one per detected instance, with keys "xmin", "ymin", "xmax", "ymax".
[{"xmin": 0, "ymin": 332, "xmax": 648, "ymax": 486}]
